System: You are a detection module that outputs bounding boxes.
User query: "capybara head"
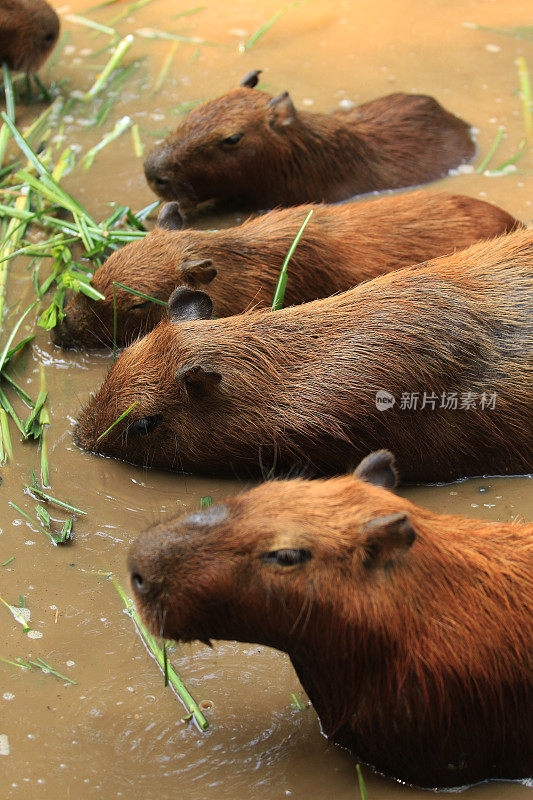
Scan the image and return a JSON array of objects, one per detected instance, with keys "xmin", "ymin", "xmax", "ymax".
[
  {"xmin": 128, "ymin": 450, "xmax": 410, "ymax": 647},
  {"xmin": 144, "ymin": 69, "xmax": 296, "ymax": 209},
  {"xmin": 51, "ymin": 204, "xmax": 198, "ymax": 349},
  {"xmin": 0, "ymin": 0, "xmax": 60, "ymax": 72},
  {"xmin": 73, "ymin": 286, "xmax": 228, "ymax": 470},
  {"xmin": 128, "ymin": 450, "xmax": 533, "ymax": 787}
]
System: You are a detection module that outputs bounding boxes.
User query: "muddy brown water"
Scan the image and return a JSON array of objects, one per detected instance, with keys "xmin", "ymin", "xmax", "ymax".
[{"xmin": 1, "ymin": 0, "xmax": 532, "ymax": 798}]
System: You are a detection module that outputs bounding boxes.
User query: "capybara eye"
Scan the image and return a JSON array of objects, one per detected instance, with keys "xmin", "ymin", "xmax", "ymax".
[
  {"xmin": 220, "ymin": 133, "xmax": 244, "ymax": 147},
  {"xmin": 129, "ymin": 415, "xmax": 162, "ymax": 435},
  {"xmin": 130, "ymin": 300, "xmax": 150, "ymax": 311},
  {"xmin": 263, "ymin": 548, "xmax": 312, "ymax": 567}
]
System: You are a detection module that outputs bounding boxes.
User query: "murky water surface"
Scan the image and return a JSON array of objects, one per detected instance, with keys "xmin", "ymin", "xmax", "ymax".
[{"xmin": 1, "ymin": 0, "xmax": 532, "ymax": 797}]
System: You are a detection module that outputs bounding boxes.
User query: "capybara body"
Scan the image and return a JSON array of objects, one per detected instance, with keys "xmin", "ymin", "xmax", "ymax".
[
  {"xmin": 143, "ymin": 72, "xmax": 475, "ymax": 211},
  {"xmin": 128, "ymin": 451, "xmax": 533, "ymax": 788},
  {"xmin": 0, "ymin": 0, "xmax": 59, "ymax": 72},
  {"xmin": 74, "ymin": 228, "xmax": 533, "ymax": 482},
  {"xmin": 52, "ymin": 192, "xmax": 520, "ymax": 348}
]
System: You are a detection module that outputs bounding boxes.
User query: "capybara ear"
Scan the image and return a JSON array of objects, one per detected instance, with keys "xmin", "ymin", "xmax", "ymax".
[
  {"xmin": 354, "ymin": 450, "xmax": 398, "ymax": 489},
  {"xmin": 361, "ymin": 513, "xmax": 416, "ymax": 568},
  {"xmin": 168, "ymin": 286, "xmax": 213, "ymax": 322},
  {"xmin": 240, "ymin": 69, "xmax": 262, "ymax": 88},
  {"xmin": 181, "ymin": 259, "xmax": 218, "ymax": 287},
  {"xmin": 175, "ymin": 364, "xmax": 222, "ymax": 398},
  {"xmin": 158, "ymin": 201, "xmax": 184, "ymax": 231},
  {"xmin": 268, "ymin": 92, "xmax": 296, "ymax": 128}
]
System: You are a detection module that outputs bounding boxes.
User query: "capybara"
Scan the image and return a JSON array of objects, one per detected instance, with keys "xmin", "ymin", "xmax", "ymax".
[
  {"xmin": 0, "ymin": 0, "xmax": 59, "ymax": 72},
  {"xmin": 52, "ymin": 191, "xmax": 520, "ymax": 348},
  {"xmin": 127, "ymin": 450, "xmax": 533, "ymax": 788},
  {"xmin": 74, "ymin": 228, "xmax": 533, "ymax": 482},
  {"xmin": 143, "ymin": 70, "xmax": 476, "ymax": 211}
]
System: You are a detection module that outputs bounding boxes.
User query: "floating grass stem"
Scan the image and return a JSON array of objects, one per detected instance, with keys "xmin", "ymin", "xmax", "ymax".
[
  {"xmin": 25, "ymin": 483, "xmax": 87, "ymax": 515},
  {"xmin": 1, "ymin": 556, "xmax": 14, "ymax": 567},
  {"xmin": 475, "ymin": 126, "xmax": 505, "ymax": 173},
  {"xmin": 113, "ymin": 580, "xmax": 208, "ymax": 730},
  {"xmin": 0, "ymin": 595, "xmax": 30, "ymax": 632},
  {"xmin": 154, "ymin": 41, "xmax": 179, "ymax": 92},
  {"xmin": 96, "ymin": 400, "xmax": 138, "ymax": 442},
  {"xmin": 272, "ymin": 209, "xmax": 314, "ymax": 310},
  {"xmin": 81, "ymin": 115, "xmax": 132, "ymax": 170},
  {"xmin": 243, "ymin": 1, "xmax": 306, "ymax": 51},
  {"xmin": 0, "ymin": 408, "xmax": 12, "ymax": 462},
  {"xmin": 516, "ymin": 57, "xmax": 532, "ymax": 141},
  {"xmin": 356, "ymin": 764, "xmax": 370, "ymax": 800},
  {"xmin": 84, "ymin": 35, "xmax": 134, "ymax": 100},
  {"xmin": 131, "ymin": 123, "xmax": 144, "ymax": 157}
]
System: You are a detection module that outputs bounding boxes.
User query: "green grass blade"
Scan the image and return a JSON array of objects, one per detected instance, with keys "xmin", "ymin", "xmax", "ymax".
[
  {"xmin": 272, "ymin": 209, "xmax": 314, "ymax": 310},
  {"xmin": 96, "ymin": 400, "xmax": 138, "ymax": 442}
]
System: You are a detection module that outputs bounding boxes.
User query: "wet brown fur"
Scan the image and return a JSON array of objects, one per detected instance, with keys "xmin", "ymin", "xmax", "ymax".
[
  {"xmin": 53, "ymin": 191, "xmax": 520, "ymax": 348},
  {"xmin": 0, "ymin": 0, "xmax": 59, "ymax": 72},
  {"xmin": 143, "ymin": 81, "xmax": 476, "ymax": 210},
  {"xmin": 127, "ymin": 457, "xmax": 533, "ymax": 787},
  {"xmin": 74, "ymin": 227, "xmax": 533, "ymax": 483}
]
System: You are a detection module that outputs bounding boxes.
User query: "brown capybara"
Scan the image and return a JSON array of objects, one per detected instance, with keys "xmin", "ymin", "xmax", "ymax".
[
  {"xmin": 52, "ymin": 191, "xmax": 520, "ymax": 348},
  {"xmin": 143, "ymin": 70, "xmax": 476, "ymax": 211},
  {"xmin": 127, "ymin": 450, "xmax": 533, "ymax": 788},
  {"xmin": 0, "ymin": 0, "xmax": 59, "ymax": 72},
  {"xmin": 74, "ymin": 228, "xmax": 533, "ymax": 483}
]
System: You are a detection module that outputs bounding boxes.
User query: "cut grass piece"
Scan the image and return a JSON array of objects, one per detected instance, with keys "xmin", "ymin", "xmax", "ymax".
[
  {"xmin": 0, "ymin": 302, "xmax": 37, "ymax": 373},
  {"xmin": 200, "ymin": 496, "xmax": 212, "ymax": 509},
  {"xmin": 272, "ymin": 209, "xmax": 314, "ymax": 310},
  {"xmin": 0, "ymin": 62, "xmax": 15, "ymax": 165},
  {"xmin": 0, "ymin": 595, "xmax": 30, "ymax": 632},
  {"xmin": 81, "ymin": 115, "xmax": 132, "ymax": 170},
  {"xmin": 25, "ymin": 483, "xmax": 87, "ymax": 515},
  {"xmin": 475, "ymin": 126, "xmax": 504, "ymax": 174},
  {"xmin": 64, "ymin": 13, "xmax": 117, "ymax": 36},
  {"xmin": 516, "ymin": 57, "xmax": 532, "ymax": 141},
  {"xmin": 0, "ymin": 408, "xmax": 12, "ymax": 462},
  {"xmin": 136, "ymin": 28, "xmax": 218, "ymax": 46},
  {"xmin": 0, "ymin": 385, "xmax": 27, "ymax": 437},
  {"xmin": 96, "ymin": 400, "xmax": 138, "ymax": 441},
  {"xmin": 463, "ymin": 22, "xmax": 533, "ymax": 41},
  {"xmin": 154, "ymin": 41, "xmax": 179, "ymax": 93},
  {"xmin": 1, "ymin": 557, "xmax": 14, "ymax": 567},
  {"xmin": 9, "ymin": 501, "xmax": 33, "ymax": 523},
  {"xmin": 19, "ymin": 656, "xmax": 77, "ymax": 684},
  {"xmin": 84, "ymin": 34, "xmax": 134, "ymax": 100},
  {"xmin": 356, "ymin": 764, "xmax": 369, "ymax": 800},
  {"xmin": 0, "ymin": 192, "xmax": 31, "ymax": 325},
  {"xmin": 113, "ymin": 579, "xmax": 208, "ymax": 731},
  {"xmin": 244, "ymin": 1, "xmax": 307, "ymax": 51},
  {"xmin": 131, "ymin": 123, "xmax": 144, "ymax": 157}
]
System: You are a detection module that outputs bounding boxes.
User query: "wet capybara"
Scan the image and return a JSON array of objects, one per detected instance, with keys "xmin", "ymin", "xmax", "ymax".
[
  {"xmin": 127, "ymin": 450, "xmax": 533, "ymax": 788},
  {"xmin": 0, "ymin": 0, "xmax": 59, "ymax": 72},
  {"xmin": 143, "ymin": 70, "xmax": 476, "ymax": 212},
  {"xmin": 74, "ymin": 227, "xmax": 533, "ymax": 482},
  {"xmin": 52, "ymin": 191, "xmax": 520, "ymax": 348}
]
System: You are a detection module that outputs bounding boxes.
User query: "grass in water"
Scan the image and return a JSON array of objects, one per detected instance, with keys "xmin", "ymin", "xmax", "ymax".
[
  {"xmin": 0, "ymin": 655, "xmax": 77, "ymax": 684},
  {"xmin": 1, "ymin": 556, "xmax": 14, "ymax": 567},
  {"xmin": 113, "ymin": 580, "xmax": 208, "ymax": 730},
  {"xmin": 356, "ymin": 764, "xmax": 370, "ymax": 800},
  {"xmin": 272, "ymin": 209, "xmax": 314, "ymax": 310},
  {"xmin": 243, "ymin": 1, "xmax": 307, "ymax": 51}
]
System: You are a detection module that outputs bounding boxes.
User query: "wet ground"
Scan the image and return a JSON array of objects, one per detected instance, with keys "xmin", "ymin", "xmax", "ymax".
[{"xmin": 0, "ymin": 0, "xmax": 532, "ymax": 798}]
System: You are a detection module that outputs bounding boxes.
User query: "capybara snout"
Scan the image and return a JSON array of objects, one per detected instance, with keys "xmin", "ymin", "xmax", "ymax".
[{"xmin": 0, "ymin": 0, "xmax": 60, "ymax": 72}]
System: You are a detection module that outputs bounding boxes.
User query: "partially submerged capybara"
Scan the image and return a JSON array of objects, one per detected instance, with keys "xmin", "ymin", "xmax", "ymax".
[
  {"xmin": 127, "ymin": 450, "xmax": 533, "ymax": 788},
  {"xmin": 74, "ymin": 227, "xmax": 533, "ymax": 482},
  {"xmin": 52, "ymin": 192, "xmax": 520, "ymax": 348},
  {"xmin": 0, "ymin": 0, "xmax": 59, "ymax": 72},
  {"xmin": 143, "ymin": 70, "xmax": 476, "ymax": 211}
]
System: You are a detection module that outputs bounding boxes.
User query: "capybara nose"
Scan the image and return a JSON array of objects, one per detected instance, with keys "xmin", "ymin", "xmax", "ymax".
[
  {"xmin": 130, "ymin": 569, "xmax": 150, "ymax": 596},
  {"xmin": 144, "ymin": 149, "xmax": 173, "ymax": 187}
]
